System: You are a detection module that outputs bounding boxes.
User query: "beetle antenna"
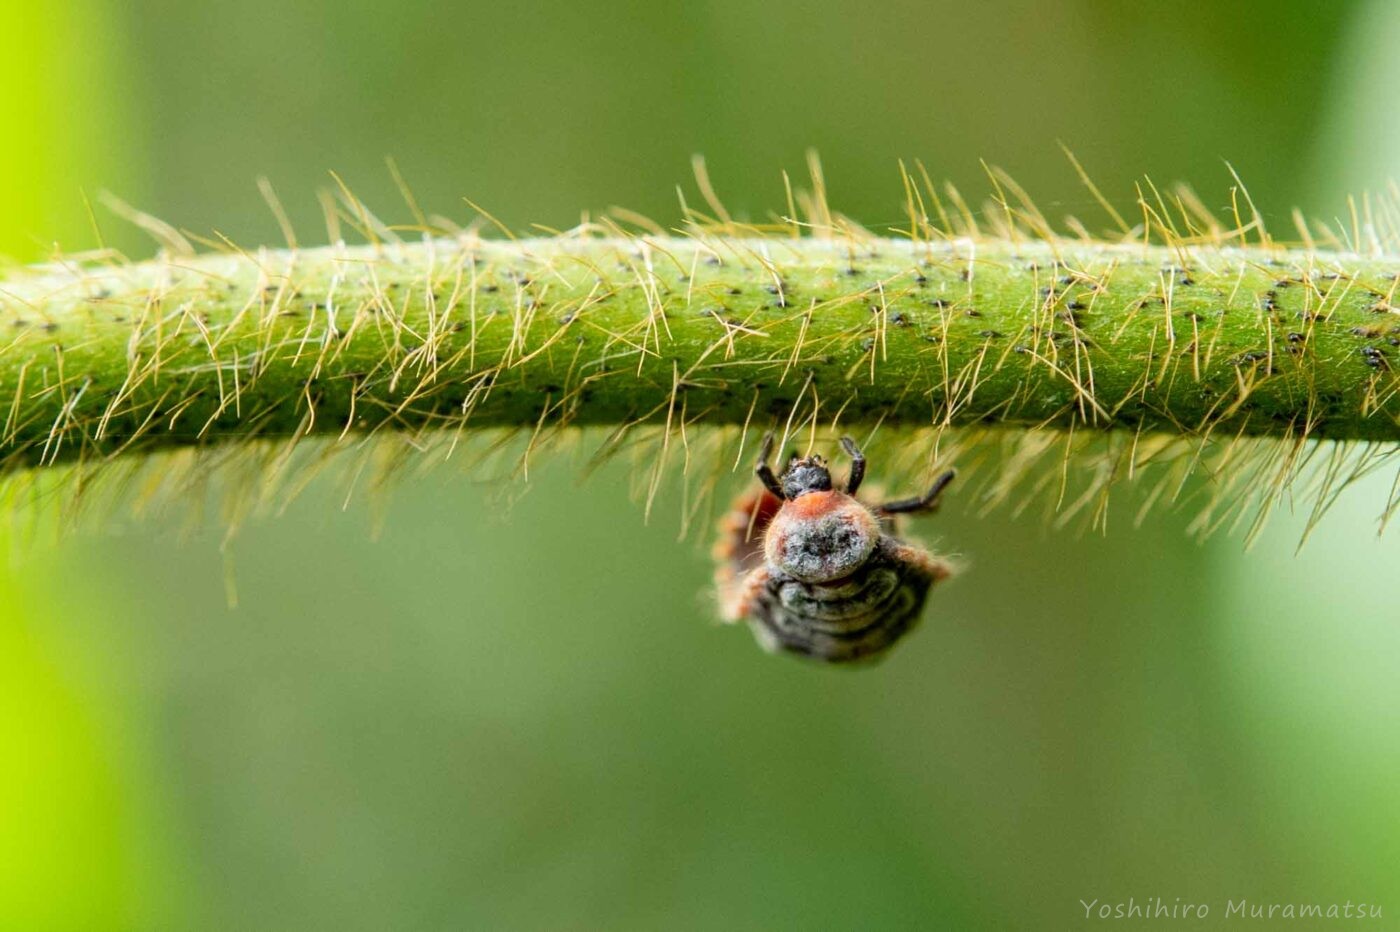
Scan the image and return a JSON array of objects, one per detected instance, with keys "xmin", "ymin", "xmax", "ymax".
[
  {"xmin": 755, "ymin": 432, "xmax": 785, "ymax": 499},
  {"xmin": 840, "ymin": 436, "xmax": 866, "ymax": 495}
]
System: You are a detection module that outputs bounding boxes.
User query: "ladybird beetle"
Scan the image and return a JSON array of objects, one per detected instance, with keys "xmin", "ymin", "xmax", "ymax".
[{"xmin": 715, "ymin": 434, "xmax": 957, "ymax": 663}]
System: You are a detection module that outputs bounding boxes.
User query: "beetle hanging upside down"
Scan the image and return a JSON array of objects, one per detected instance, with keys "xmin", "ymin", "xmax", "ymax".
[{"xmin": 715, "ymin": 435, "xmax": 957, "ymax": 663}]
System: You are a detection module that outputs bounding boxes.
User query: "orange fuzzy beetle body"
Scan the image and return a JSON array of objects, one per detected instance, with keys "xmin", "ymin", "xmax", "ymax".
[{"xmin": 715, "ymin": 437, "xmax": 957, "ymax": 664}]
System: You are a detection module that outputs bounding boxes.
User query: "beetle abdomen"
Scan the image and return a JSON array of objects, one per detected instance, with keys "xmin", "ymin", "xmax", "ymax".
[{"xmin": 750, "ymin": 550, "xmax": 932, "ymax": 662}]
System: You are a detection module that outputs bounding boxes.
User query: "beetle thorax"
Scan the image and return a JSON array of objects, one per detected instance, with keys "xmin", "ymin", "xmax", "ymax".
[{"xmin": 764, "ymin": 491, "xmax": 880, "ymax": 583}]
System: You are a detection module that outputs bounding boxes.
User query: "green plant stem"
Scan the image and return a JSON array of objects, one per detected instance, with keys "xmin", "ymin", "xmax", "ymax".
[{"xmin": 1, "ymin": 235, "xmax": 1398, "ymax": 468}]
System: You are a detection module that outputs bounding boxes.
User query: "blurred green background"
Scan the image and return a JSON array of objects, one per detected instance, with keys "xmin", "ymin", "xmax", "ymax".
[{"xmin": 3, "ymin": 1, "xmax": 1399, "ymax": 928}]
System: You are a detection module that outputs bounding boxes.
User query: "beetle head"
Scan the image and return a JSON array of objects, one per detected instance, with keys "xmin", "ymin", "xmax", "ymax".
[{"xmin": 780, "ymin": 455, "xmax": 833, "ymax": 500}]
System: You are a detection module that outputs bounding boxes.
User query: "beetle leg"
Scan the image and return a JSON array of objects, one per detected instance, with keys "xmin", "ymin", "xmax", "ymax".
[
  {"xmin": 880, "ymin": 540, "xmax": 955, "ymax": 583},
  {"xmin": 878, "ymin": 469, "xmax": 957, "ymax": 515},
  {"xmin": 754, "ymin": 432, "xmax": 785, "ymax": 500},
  {"xmin": 839, "ymin": 436, "xmax": 866, "ymax": 495},
  {"xmin": 721, "ymin": 565, "xmax": 771, "ymax": 622}
]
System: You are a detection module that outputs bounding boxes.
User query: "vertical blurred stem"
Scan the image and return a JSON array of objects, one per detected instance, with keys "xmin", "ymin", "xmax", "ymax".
[
  {"xmin": 1212, "ymin": 0, "xmax": 1400, "ymax": 903},
  {"xmin": 0, "ymin": 4, "xmax": 161, "ymax": 929},
  {"xmin": 1312, "ymin": 0, "xmax": 1400, "ymax": 204},
  {"xmin": 0, "ymin": 0, "xmax": 141, "ymax": 260}
]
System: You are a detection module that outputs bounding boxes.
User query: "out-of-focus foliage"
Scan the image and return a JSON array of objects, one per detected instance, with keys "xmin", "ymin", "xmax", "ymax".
[{"xmin": 2, "ymin": 1, "xmax": 1398, "ymax": 928}]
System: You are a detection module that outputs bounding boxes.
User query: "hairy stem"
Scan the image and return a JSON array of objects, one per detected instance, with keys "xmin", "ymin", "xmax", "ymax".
[{"xmin": 1, "ymin": 234, "xmax": 1398, "ymax": 469}]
